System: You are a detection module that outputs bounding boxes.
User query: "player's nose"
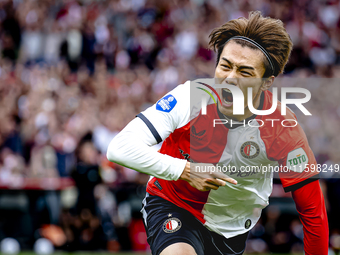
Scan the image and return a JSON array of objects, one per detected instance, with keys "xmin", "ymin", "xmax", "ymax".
[
  {"xmin": 225, "ymin": 69, "xmax": 238, "ymax": 85},
  {"xmin": 224, "ymin": 77, "xmax": 238, "ymax": 86}
]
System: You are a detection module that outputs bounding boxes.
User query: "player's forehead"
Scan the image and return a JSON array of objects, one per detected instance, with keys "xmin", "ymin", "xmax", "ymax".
[{"xmin": 219, "ymin": 40, "xmax": 266, "ymax": 73}]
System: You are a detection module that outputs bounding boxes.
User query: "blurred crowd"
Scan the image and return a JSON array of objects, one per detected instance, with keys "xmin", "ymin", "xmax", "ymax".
[{"xmin": 1, "ymin": 0, "xmax": 340, "ymax": 253}]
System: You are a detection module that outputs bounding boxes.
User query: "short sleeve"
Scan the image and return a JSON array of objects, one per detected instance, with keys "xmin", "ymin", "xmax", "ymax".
[
  {"xmin": 269, "ymin": 124, "xmax": 319, "ymax": 192},
  {"xmin": 137, "ymin": 81, "xmax": 191, "ymax": 143}
]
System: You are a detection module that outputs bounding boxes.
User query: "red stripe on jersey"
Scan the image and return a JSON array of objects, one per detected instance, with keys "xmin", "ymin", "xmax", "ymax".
[{"xmin": 147, "ymin": 104, "xmax": 229, "ymax": 223}]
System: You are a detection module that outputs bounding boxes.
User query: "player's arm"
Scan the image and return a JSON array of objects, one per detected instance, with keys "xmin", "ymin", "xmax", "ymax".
[
  {"xmin": 291, "ymin": 180, "xmax": 328, "ymax": 255},
  {"xmin": 106, "ymin": 115, "xmax": 187, "ymax": 180},
  {"xmin": 106, "ymin": 81, "xmax": 235, "ymax": 189},
  {"xmin": 278, "ymin": 147, "xmax": 329, "ymax": 255},
  {"xmin": 281, "ymin": 146, "xmax": 329, "ymax": 255},
  {"xmin": 106, "ymin": 83, "xmax": 189, "ymax": 181},
  {"xmin": 271, "ymin": 123, "xmax": 329, "ymax": 254}
]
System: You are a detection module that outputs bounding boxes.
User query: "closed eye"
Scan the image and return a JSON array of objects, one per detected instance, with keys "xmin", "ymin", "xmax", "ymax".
[
  {"xmin": 221, "ymin": 65, "xmax": 231, "ymax": 69},
  {"xmin": 241, "ymin": 71, "xmax": 252, "ymax": 76}
]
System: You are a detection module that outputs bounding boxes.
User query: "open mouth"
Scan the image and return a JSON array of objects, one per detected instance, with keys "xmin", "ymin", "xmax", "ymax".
[{"xmin": 222, "ymin": 89, "xmax": 233, "ymax": 105}]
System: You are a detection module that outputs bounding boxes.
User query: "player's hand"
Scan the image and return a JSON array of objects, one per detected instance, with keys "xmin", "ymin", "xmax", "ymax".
[{"xmin": 179, "ymin": 162, "xmax": 237, "ymax": 191}]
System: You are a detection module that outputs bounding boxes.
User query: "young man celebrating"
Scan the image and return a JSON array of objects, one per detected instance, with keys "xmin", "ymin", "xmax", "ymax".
[{"xmin": 107, "ymin": 11, "xmax": 328, "ymax": 255}]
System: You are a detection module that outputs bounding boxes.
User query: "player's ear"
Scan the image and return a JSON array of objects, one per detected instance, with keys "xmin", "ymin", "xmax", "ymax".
[{"xmin": 260, "ymin": 76, "xmax": 274, "ymax": 91}]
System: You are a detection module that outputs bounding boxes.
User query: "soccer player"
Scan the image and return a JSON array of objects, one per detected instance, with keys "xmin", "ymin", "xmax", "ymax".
[{"xmin": 107, "ymin": 11, "xmax": 328, "ymax": 255}]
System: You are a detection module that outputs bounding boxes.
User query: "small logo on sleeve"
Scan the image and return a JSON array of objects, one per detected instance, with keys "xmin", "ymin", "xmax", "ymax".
[
  {"xmin": 156, "ymin": 94, "xmax": 177, "ymax": 112},
  {"xmin": 286, "ymin": 147, "xmax": 309, "ymax": 173},
  {"xmin": 163, "ymin": 217, "xmax": 182, "ymax": 233}
]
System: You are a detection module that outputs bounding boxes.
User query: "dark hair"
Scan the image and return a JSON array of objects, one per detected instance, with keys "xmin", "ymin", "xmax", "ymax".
[{"xmin": 209, "ymin": 11, "xmax": 293, "ymax": 77}]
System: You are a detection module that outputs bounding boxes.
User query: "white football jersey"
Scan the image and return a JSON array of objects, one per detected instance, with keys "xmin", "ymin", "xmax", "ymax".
[{"xmin": 138, "ymin": 80, "xmax": 319, "ymax": 238}]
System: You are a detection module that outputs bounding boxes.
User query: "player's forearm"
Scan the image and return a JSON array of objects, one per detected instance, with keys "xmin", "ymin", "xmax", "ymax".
[
  {"xmin": 106, "ymin": 117, "xmax": 187, "ymax": 181},
  {"xmin": 292, "ymin": 180, "xmax": 329, "ymax": 255}
]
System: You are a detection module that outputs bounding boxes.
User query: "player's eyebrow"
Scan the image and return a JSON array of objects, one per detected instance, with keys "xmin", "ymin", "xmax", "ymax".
[{"xmin": 221, "ymin": 57, "xmax": 255, "ymax": 70}]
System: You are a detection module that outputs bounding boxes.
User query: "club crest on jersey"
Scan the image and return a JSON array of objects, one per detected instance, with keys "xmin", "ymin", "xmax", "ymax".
[
  {"xmin": 156, "ymin": 94, "xmax": 177, "ymax": 112},
  {"xmin": 163, "ymin": 217, "xmax": 182, "ymax": 233},
  {"xmin": 240, "ymin": 141, "xmax": 260, "ymax": 159}
]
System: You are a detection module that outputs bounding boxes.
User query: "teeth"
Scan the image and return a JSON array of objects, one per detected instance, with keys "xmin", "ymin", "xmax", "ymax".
[
  {"xmin": 223, "ymin": 98, "xmax": 232, "ymax": 104},
  {"xmin": 223, "ymin": 88, "xmax": 231, "ymax": 93}
]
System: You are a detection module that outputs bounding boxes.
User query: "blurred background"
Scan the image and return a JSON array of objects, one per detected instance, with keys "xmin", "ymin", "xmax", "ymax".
[{"xmin": 0, "ymin": 0, "xmax": 340, "ymax": 254}]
